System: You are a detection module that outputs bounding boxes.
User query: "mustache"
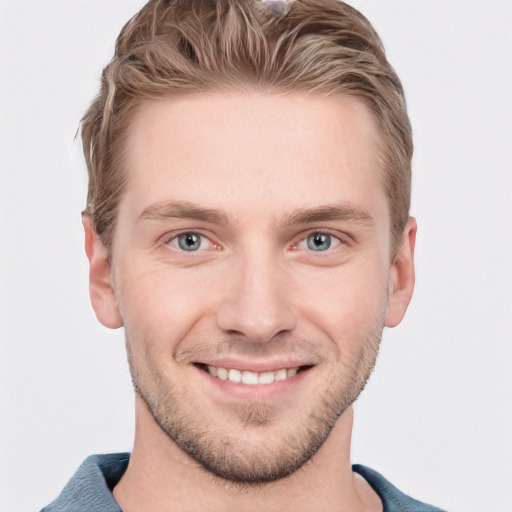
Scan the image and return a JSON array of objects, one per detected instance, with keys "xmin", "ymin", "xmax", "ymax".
[{"xmin": 174, "ymin": 334, "xmax": 326, "ymax": 365}]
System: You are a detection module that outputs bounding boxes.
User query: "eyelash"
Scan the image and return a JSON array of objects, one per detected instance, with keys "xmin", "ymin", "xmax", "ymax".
[
  {"xmin": 162, "ymin": 230, "xmax": 348, "ymax": 254},
  {"xmin": 162, "ymin": 231, "xmax": 220, "ymax": 253},
  {"xmin": 291, "ymin": 231, "xmax": 346, "ymax": 253}
]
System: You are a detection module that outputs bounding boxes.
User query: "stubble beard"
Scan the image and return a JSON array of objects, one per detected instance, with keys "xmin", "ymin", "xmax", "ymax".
[{"xmin": 127, "ymin": 328, "xmax": 382, "ymax": 485}]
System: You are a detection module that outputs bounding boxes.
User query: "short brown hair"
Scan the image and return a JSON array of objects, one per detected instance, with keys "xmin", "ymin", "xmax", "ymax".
[{"xmin": 81, "ymin": 0, "xmax": 412, "ymax": 252}]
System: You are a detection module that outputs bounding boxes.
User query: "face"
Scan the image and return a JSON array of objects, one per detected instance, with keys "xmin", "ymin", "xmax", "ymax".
[{"xmin": 86, "ymin": 93, "xmax": 415, "ymax": 482}]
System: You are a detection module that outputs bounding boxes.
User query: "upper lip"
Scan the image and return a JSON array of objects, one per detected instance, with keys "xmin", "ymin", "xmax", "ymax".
[{"xmin": 193, "ymin": 358, "xmax": 317, "ymax": 373}]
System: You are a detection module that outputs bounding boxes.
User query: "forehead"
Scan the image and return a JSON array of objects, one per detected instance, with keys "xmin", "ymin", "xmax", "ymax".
[{"xmin": 121, "ymin": 93, "xmax": 387, "ymax": 226}]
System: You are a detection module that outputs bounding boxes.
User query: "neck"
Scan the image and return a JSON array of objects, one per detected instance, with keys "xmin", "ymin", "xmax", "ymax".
[{"xmin": 113, "ymin": 397, "xmax": 381, "ymax": 512}]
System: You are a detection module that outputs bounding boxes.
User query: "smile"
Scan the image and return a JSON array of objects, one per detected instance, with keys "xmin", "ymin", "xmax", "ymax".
[{"xmin": 197, "ymin": 364, "xmax": 309, "ymax": 385}]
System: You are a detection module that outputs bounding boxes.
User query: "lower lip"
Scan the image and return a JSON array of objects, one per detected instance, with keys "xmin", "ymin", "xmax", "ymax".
[{"xmin": 194, "ymin": 365, "xmax": 312, "ymax": 400}]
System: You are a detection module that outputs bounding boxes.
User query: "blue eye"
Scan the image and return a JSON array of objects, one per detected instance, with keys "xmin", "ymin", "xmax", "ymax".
[
  {"xmin": 306, "ymin": 233, "xmax": 332, "ymax": 251},
  {"xmin": 177, "ymin": 233, "xmax": 202, "ymax": 251}
]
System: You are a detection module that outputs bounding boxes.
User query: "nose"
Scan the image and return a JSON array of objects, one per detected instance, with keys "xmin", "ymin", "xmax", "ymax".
[{"xmin": 216, "ymin": 249, "xmax": 297, "ymax": 343}]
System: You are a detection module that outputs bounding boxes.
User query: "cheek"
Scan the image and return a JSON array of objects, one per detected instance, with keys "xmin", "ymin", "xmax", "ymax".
[
  {"xmin": 115, "ymin": 261, "xmax": 214, "ymax": 351},
  {"xmin": 296, "ymin": 263, "xmax": 388, "ymax": 351}
]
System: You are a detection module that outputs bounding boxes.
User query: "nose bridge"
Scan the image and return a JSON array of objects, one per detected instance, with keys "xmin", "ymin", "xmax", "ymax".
[{"xmin": 216, "ymin": 242, "xmax": 297, "ymax": 343}]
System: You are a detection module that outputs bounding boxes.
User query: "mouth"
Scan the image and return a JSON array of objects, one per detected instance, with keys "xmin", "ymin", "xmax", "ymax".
[{"xmin": 194, "ymin": 363, "xmax": 314, "ymax": 385}]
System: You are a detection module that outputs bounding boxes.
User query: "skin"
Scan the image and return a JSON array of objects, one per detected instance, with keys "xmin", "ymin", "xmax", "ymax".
[{"xmin": 84, "ymin": 93, "xmax": 416, "ymax": 512}]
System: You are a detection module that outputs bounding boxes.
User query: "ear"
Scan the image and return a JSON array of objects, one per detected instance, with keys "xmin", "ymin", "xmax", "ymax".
[
  {"xmin": 384, "ymin": 217, "xmax": 417, "ymax": 328},
  {"xmin": 82, "ymin": 214, "xmax": 123, "ymax": 329}
]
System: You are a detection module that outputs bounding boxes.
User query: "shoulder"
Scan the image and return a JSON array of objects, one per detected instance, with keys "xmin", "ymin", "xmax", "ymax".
[
  {"xmin": 353, "ymin": 464, "xmax": 448, "ymax": 512},
  {"xmin": 40, "ymin": 453, "xmax": 129, "ymax": 512}
]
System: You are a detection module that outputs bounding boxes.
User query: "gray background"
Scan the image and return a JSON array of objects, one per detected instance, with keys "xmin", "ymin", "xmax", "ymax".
[{"xmin": 1, "ymin": 1, "xmax": 511, "ymax": 511}]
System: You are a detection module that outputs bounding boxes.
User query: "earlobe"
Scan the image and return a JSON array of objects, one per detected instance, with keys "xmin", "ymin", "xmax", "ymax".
[
  {"xmin": 82, "ymin": 214, "xmax": 123, "ymax": 329},
  {"xmin": 384, "ymin": 217, "xmax": 417, "ymax": 328}
]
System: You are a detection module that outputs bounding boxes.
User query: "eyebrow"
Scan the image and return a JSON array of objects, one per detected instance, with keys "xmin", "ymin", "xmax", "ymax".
[
  {"xmin": 138, "ymin": 200, "xmax": 373, "ymax": 228},
  {"xmin": 138, "ymin": 200, "xmax": 228, "ymax": 226},
  {"xmin": 280, "ymin": 204, "xmax": 374, "ymax": 227}
]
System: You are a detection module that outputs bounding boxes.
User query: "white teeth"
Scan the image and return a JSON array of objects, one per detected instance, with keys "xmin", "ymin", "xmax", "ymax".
[
  {"xmin": 242, "ymin": 371, "xmax": 259, "ymax": 385},
  {"xmin": 275, "ymin": 369, "xmax": 287, "ymax": 381},
  {"xmin": 258, "ymin": 371, "xmax": 275, "ymax": 384},
  {"xmin": 206, "ymin": 365, "xmax": 302, "ymax": 385},
  {"xmin": 216, "ymin": 367, "xmax": 228, "ymax": 380},
  {"xmin": 228, "ymin": 369, "xmax": 242, "ymax": 383}
]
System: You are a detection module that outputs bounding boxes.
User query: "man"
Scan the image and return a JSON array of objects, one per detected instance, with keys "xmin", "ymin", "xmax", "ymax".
[{"xmin": 42, "ymin": 0, "xmax": 446, "ymax": 510}]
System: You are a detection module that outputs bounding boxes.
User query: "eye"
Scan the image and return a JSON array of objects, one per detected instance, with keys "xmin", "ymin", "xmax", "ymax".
[
  {"xmin": 177, "ymin": 233, "xmax": 202, "ymax": 251},
  {"xmin": 291, "ymin": 231, "xmax": 345, "ymax": 254},
  {"xmin": 306, "ymin": 233, "xmax": 332, "ymax": 251},
  {"xmin": 165, "ymin": 232, "xmax": 215, "ymax": 252}
]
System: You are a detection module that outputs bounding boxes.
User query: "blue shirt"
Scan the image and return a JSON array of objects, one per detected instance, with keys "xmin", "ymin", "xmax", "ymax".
[{"xmin": 41, "ymin": 453, "xmax": 447, "ymax": 511}]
